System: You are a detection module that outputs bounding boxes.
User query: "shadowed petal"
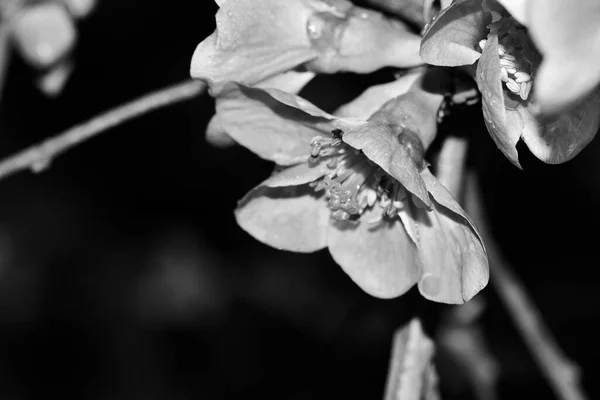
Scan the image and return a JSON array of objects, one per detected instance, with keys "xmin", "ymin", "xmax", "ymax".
[
  {"xmin": 420, "ymin": 0, "xmax": 489, "ymax": 66},
  {"xmin": 415, "ymin": 169, "xmax": 488, "ymax": 304},
  {"xmin": 335, "ymin": 119, "xmax": 431, "ymax": 207},
  {"xmin": 215, "ymin": 83, "xmax": 332, "ymax": 165},
  {"xmin": 327, "ymin": 208, "xmax": 421, "ymax": 299},
  {"xmin": 190, "ymin": 0, "xmax": 318, "ymax": 89},
  {"xmin": 235, "ymin": 185, "xmax": 330, "ymax": 252}
]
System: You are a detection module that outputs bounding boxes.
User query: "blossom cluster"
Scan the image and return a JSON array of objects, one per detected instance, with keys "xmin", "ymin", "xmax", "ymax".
[
  {"xmin": 1, "ymin": 0, "xmax": 96, "ymax": 95},
  {"xmin": 189, "ymin": 0, "xmax": 599, "ymax": 303}
]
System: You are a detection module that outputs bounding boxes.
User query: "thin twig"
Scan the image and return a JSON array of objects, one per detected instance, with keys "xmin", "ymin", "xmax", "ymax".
[
  {"xmin": 465, "ymin": 173, "xmax": 587, "ymax": 400},
  {"xmin": 0, "ymin": 79, "xmax": 206, "ymax": 181}
]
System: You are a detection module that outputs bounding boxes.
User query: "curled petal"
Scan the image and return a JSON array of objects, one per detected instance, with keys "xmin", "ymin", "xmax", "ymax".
[
  {"xmin": 335, "ymin": 119, "xmax": 431, "ymax": 208},
  {"xmin": 420, "ymin": 0, "xmax": 490, "ymax": 66},
  {"xmin": 206, "ymin": 71, "xmax": 316, "ymax": 148},
  {"xmin": 214, "ymin": 83, "xmax": 332, "ymax": 165},
  {"xmin": 416, "ymin": 169, "xmax": 488, "ymax": 304},
  {"xmin": 528, "ymin": 0, "xmax": 600, "ymax": 114},
  {"xmin": 236, "ymin": 185, "xmax": 329, "ymax": 253},
  {"xmin": 327, "ymin": 208, "xmax": 421, "ymax": 299},
  {"xmin": 190, "ymin": 0, "xmax": 318, "ymax": 89}
]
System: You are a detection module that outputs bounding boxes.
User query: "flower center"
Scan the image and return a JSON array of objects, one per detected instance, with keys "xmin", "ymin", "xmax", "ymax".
[
  {"xmin": 479, "ymin": 15, "xmax": 536, "ymax": 101},
  {"xmin": 308, "ymin": 130, "xmax": 411, "ymax": 223}
]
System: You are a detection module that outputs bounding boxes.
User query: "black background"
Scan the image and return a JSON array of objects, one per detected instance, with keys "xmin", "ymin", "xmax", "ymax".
[{"xmin": 0, "ymin": 1, "xmax": 599, "ymax": 399}]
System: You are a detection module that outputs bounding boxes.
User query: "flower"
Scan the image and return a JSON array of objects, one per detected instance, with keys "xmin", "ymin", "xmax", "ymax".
[
  {"xmin": 190, "ymin": 0, "xmax": 424, "ymax": 146},
  {"xmin": 5, "ymin": 0, "xmax": 96, "ymax": 96},
  {"xmin": 215, "ymin": 77, "xmax": 488, "ymax": 304},
  {"xmin": 494, "ymin": 0, "xmax": 600, "ymax": 115},
  {"xmin": 420, "ymin": 0, "xmax": 600, "ymax": 166}
]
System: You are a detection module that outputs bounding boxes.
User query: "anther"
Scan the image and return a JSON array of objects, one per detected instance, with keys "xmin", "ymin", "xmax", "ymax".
[{"xmin": 506, "ymin": 78, "xmax": 520, "ymax": 93}]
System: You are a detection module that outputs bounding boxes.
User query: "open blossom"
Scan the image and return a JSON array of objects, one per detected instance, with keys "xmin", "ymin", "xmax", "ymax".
[
  {"xmin": 494, "ymin": 0, "xmax": 600, "ymax": 115},
  {"xmin": 5, "ymin": 0, "xmax": 96, "ymax": 96},
  {"xmin": 214, "ymin": 76, "xmax": 488, "ymax": 304},
  {"xmin": 190, "ymin": 0, "xmax": 423, "ymax": 146},
  {"xmin": 420, "ymin": 0, "xmax": 600, "ymax": 166}
]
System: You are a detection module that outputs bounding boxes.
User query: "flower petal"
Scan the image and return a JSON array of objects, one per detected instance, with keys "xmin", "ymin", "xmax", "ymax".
[
  {"xmin": 262, "ymin": 162, "xmax": 330, "ymax": 188},
  {"xmin": 528, "ymin": 0, "xmax": 600, "ymax": 114},
  {"xmin": 476, "ymin": 32, "xmax": 523, "ymax": 167},
  {"xmin": 416, "ymin": 169, "xmax": 488, "ymax": 304},
  {"xmin": 206, "ymin": 115, "xmax": 237, "ymax": 148},
  {"xmin": 334, "ymin": 70, "xmax": 422, "ymax": 119},
  {"xmin": 478, "ymin": 29, "xmax": 600, "ymax": 164},
  {"xmin": 336, "ymin": 9, "xmax": 423, "ymax": 72},
  {"xmin": 327, "ymin": 208, "xmax": 421, "ymax": 299},
  {"xmin": 214, "ymin": 83, "xmax": 332, "ymax": 165},
  {"xmin": 420, "ymin": 0, "xmax": 490, "ymax": 67},
  {"xmin": 190, "ymin": 0, "xmax": 319, "ymax": 89},
  {"xmin": 334, "ymin": 119, "xmax": 431, "ymax": 207},
  {"xmin": 206, "ymin": 71, "xmax": 316, "ymax": 148},
  {"xmin": 518, "ymin": 90, "xmax": 600, "ymax": 163},
  {"xmin": 235, "ymin": 185, "xmax": 329, "ymax": 253}
]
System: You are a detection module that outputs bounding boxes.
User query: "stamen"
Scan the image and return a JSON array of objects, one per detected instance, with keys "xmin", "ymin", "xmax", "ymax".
[
  {"xmin": 505, "ymin": 78, "xmax": 520, "ymax": 93},
  {"xmin": 307, "ymin": 132, "xmax": 418, "ymax": 223}
]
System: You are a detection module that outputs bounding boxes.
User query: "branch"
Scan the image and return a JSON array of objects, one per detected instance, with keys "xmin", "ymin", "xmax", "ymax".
[
  {"xmin": 0, "ymin": 79, "xmax": 206, "ymax": 181},
  {"xmin": 465, "ymin": 173, "xmax": 587, "ymax": 400},
  {"xmin": 434, "ymin": 135, "xmax": 469, "ymax": 199},
  {"xmin": 383, "ymin": 319, "xmax": 439, "ymax": 400},
  {"xmin": 0, "ymin": 24, "xmax": 10, "ymax": 109}
]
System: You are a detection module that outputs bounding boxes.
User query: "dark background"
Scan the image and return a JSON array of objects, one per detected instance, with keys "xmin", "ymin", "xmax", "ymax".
[{"xmin": 0, "ymin": 1, "xmax": 599, "ymax": 399}]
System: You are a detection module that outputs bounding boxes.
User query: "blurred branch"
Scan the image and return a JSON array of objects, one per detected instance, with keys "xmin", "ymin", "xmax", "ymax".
[
  {"xmin": 0, "ymin": 79, "xmax": 206, "ymax": 181},
  {"xmin": 435, "ymin": 135, "xmax": 468, "ymax": 199},
  {"xmin": 435, "ymin": 136, "xmax": 499, "ymax": 400},
  {"xmin": 383, "ymin": 319, "xmax": 439, "ymax": 400},
  {"xmin": 465, "ymin": 174, "xmax": 587, "ymax": 400},
  {"xmin": 0, "ymin": 24, "xmax": 10, "ymax": 108}
]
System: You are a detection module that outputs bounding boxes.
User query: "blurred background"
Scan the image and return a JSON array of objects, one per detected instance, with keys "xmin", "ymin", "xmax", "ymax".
[{"xmin": 0, "ymin": 0, "xmax": 599, "ymax": 399}]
